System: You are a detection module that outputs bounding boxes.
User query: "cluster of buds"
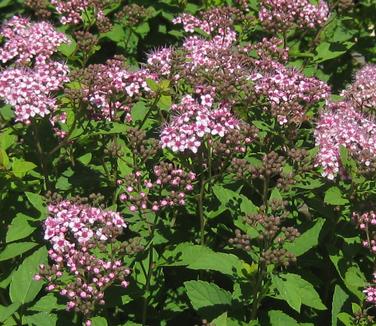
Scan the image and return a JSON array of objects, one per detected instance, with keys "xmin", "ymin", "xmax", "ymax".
[
  {"xmin": 228, "ymin": 229, "xmax": 251, "ymax": 251},
  {"xmin": 160, "ymin": 95, "xmax": 239, "ymax": 154},
  {"xmin": 363, "ymin": 272, "xmax": 376, "ymax": 307},
  {"xmin": 126, "ymin": 127, "xmax": 159, "ymax": 162},
  {"xmin": 240, "ymin": 37, "xmax": 289, "ymax": 63},
  {"xmin": 244, "ymin": 210, "xmax": 299, "ymax": 267},
  {"xmin": 74, "ymin": 31, "xmax": 98, "ymax": 55},
  {"xmin": 259, "ymin": 0, "xmax": 329, "ymax": 33},
  {"xmin": 34, "ymin": 200, "xmax": 130, "ymax": 324},
  {"xmin": 118, "ymin": 162, "xmax": 196, "ymax": 212},
  {"xmin": 115, "ymin": 4, "xmax": 152, "ymax": 26},
  {"xmin": 25, "ymin": 0, "xmax": 51, "ymax": 18}
]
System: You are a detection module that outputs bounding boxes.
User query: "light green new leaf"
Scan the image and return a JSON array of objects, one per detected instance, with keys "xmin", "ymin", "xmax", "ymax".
[
  {"xmin": 11, "ymin": 159, "xmax": 36, "ymax": 178},
  {"xmin": 324, "ymin": 187, "xmax": 349, "ymax": 206},
  {"xmin": 184, "ymin": 280, "xmax": 232, "ymax": 311},
  {"xmin": 10, "ymin": 246, "xmax": 47, "ymax": 304}
]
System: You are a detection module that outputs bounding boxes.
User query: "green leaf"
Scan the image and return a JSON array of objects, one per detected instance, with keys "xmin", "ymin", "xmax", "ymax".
[
  {"xmin": 337, "ymin": 312, "xmax": 354, "ymax": 326},
  {"xmin": 314, "ymin": 41, "xmax": 354, "ymax": 63},
  {"xmin": 101, "ymin": 24, "xmax": 125, "ymax": 42},
  {"xmin": 91, "ymin": 316, "xmax": 108, "ymax": 326},
  {"xmin": 0, "ymin": 148, "xmax": 9, "ymax": 168},
  {"xmin": 29, "ymin": 294, "xmax": 65, "ymax": 313},
  {"xmin": 6, "ymin": 213, "xmax": 36, "ymax": 243},
  {"xmin": 162, "ymin": 243, "xmax": 242, "ymax": 276},
  {"xmin": 11, "ymin": 159, "xmax": 36, "ymax": 178},
  {"xmin": 332, "ymin": 285, "xmax": 349, "ymax": 326},
  {"xmin": 0, "ymin": 302, "xmax": 21, "ymax": 323},
  {"xmin": 184, "ymin": 280, "xmax": 231, "ymax": 311},
  {"xmin": 23, "ymin": 312, "xmax": 57, "ymax": 326},
  {"xmin": 272, "ymin": 275, "xmax": 302, "ymax": 312},
  {"xmin": 146, "ymin": 79, "xmax": 159, "ymax": 92},
  {"xmin": 284, "ymin": 218, "xmax": 325, "ymax": 256},
  {"xmin": 158, "ymin": 95, "xmax": 172, "ymax": 110},
  {"xmin": 9, "ymin": 246, "xmax": 47, "ymax": 304},
  {"xmin": 211, "ymin": 312, "xmax": 227, "ymax": 326},
  {"xmin": 58, "ymin": 37, "xmax": 76, "ymax": 57},
  {"xmin": 25, "ymin": 192, "xmax": 47, "ymax": 218},
  {"xmin": 77, "ymin": 153, "xmax": 92, "ymax": 165},
  {"xmin": 0, "ymin": 242, "xmax": 38, "ymax": 261},
  {"xmin": 131, "ymin": 101, "xmax": 148, "ymax": 122},
  {"xmin": 324, "ymin": 187, "xmax": 349, "ymax": 206},
  {"xmin": 268, "ymin": 310, "xmax": 299, "ymax": 326},
  {"xmin": 273, "ymin": 273, "xmax": 326, "ymax": 312}
]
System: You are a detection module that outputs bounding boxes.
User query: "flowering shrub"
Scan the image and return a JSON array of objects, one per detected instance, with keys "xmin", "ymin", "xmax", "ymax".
[{"xmin": 0, "ymin": 0, "xmax": 375, "ymax": 325}]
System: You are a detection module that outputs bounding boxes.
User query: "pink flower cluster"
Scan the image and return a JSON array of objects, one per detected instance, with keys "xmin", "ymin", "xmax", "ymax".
[
  {"xmin": 259, "ymin": 0, "xmax": 329, "ymax": 32},
  {"xmin": 51, "ymin": 0, "xmax": 91, "ymax": 25},
  {"xmin": 119, "ymin": 163, "xmax": 196, "ymax": 212},
  {"xmin": 342, "ymin": 64, "xmax": 376, "ymax": 110},
  {"xmin": 160, "ymin": 95, "xmax": 239, "ymax": 153},
  {"xmin": 82, "ymin": 59, "xmax": 156, "ymax": 120},
  {"xmin": 0, "ymin": 16, "xmax": 69, "ymax": 64},
  {"xmin": 251, "ymin": 61, "xmax": 330, "ymax": 124},
  {"xmin": 315, "ymin": 101, "xmax": 376, "ymax": 179},
  {"xmin": 35, "ymin": 200, "xmax": 129, "ymax": 320},
  {"xmin": 353, "ymin": 211, "xmax": 376, "ymax": 252},
  {"xmin": 353, "ymin": 212, "xmax": 376, "ymax": 306},
  {"xmin": 147, "ymin": 47, "xmax": 173, "ymax": 77},
  {"xmin": 0, "ymin": 61, "xmax": 69, "ymax": 123}
]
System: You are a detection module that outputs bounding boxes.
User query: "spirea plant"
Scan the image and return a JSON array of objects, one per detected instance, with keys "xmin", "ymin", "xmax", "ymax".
[{"xmin": 0, "ymin": 0, "xmax": 375, "ymax": 325}]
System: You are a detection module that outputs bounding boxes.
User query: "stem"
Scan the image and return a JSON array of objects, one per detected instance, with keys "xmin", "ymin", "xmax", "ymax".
[
  {"xmin": 198, "ymin": 178, "xmax": 206, "ymax": 246},
  {"xmin": 48, "ymin": 115, "xmax": 77, "ymax": 156},
  {"xmin": 250, "ymin": 263, "xmax": 266, "ymax": 320},
  {"xmin": 139, "ymin": 95, "xmax": 161, "ymax": 130},
  {"xmin": 32, "ymin": 122, "xmax": 49, "ymax": 192},
  {"xmin": 141, "ymin": 214, "xmax": 158, "ymax": 326}
]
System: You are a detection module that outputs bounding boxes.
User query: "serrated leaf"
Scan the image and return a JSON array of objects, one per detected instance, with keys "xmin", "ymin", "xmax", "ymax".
[
  {"xmin": 23, "ymin": 312, "xmax": 57, "ymax": 326},
  {"xmin": 184, "ymin": 280, "xmax": 231, "ymax": 311},
  {"xmin": 29, "ymin": 293, "xmax": 65, "ymax": 312},
  {"xmin": 0, "ymin": 242, "xmax": 38, "ymax": 261},
  {"xmin": 9, "ymin": 246, "xmax": 47, "ymax": 304},
  {"xmin": 101, "ymin": 24, "xmax": 125, "ymax": 42},
  {"xmin": 273, "ymin": 273, "xmax": 326, "ymax": 312}
]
